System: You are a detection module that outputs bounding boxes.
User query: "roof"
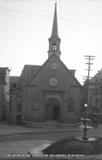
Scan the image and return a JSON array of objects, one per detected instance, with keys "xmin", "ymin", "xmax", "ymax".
[
  {"xmin": 19, "ymin": 64, "xmax": 41, "ymax": 87},
  {"xmin": 89, "ymin": 69, "xmax": 102, "ymax": 84},
  {"xmin": 10, "ymin": 76, "xmax": 19, "ymax": 84},
  {"xmin": 95, "ymin": 69, "xmax": 102, "ymax": 79},
  {"xmin": 0, "ymin": 67, "xmax": 10, "ymax": 73},
  {"xmin": 26, "ymin": 54, "xmax": 82, "ymax": 87}
]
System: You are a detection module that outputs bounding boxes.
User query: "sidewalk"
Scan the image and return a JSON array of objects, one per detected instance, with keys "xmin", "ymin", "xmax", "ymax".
[
  {"xmin": 0, "ymin": 121, "xmax": 102, "ymax": 137},
  {"xmin": 0, "ymin": 122, "xmax": 102, "ymax": 159},
  {"xmin": 0, "ymin": 122, "xmax": 81, "ymax": 136}
]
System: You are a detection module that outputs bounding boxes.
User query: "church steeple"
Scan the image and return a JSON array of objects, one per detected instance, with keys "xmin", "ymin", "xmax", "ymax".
[
  {"xmin": 48, "ymin": 3, "xmax": 61, "ymax": 58},
  {"xmin": 51, "ymin": 3, "xmax": 58, "ymax": 37}
]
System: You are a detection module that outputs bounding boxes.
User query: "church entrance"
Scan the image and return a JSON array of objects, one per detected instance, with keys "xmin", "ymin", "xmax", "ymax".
[{"xmin": 46, "ymin": 98, "xmax": 60, "ymax": 121}]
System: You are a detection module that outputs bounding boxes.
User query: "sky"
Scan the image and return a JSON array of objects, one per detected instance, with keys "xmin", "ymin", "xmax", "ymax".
[{"xmin": 0, "ymin": 0, "xmax": 102, "ymax": 84}]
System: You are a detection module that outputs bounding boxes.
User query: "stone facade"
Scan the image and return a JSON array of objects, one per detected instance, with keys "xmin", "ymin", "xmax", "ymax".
[
  {"xmin": 9, "ymin": 3, "xmax": 82, "ymax": 126},
  {"xmin": 23, "ymin": 55, "xmax": 82, "ymax": 123}
]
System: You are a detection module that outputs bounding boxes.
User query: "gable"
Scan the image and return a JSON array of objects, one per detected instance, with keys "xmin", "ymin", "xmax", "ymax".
[
  {"xmin": 19, "ymin": 64, "xmax": 41, "ymax": 88},
  {"xmin": 27, "ymin": 54, "xmax": 81, "ymax": 89}
]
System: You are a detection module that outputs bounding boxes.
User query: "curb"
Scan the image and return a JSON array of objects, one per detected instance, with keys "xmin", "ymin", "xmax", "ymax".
[{"xmin": 0, "ymin": 128, "xmax": 81, "ymax": 137}]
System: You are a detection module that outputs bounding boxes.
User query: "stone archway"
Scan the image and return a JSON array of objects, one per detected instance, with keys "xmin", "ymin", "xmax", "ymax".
[{"xmin": 46, "ymin": 98, "xmax": 60, "ymax": 121}]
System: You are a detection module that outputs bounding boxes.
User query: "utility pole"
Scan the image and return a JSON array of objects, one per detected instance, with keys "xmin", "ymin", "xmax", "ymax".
[{"xmin": 84, "ymin": 55, "xmax": 95, "ymax": 106}]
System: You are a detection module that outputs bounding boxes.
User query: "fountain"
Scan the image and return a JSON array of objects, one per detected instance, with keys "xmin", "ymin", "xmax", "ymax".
[
  {"xmin": 29, "ymin": 104, "xmax": 102, "ymax": 159},
  {"xmin": 78, "ymin": 104, "xmax": 95, "ymax": 141},
  {"xmin": 80, "ymin": 104, "xmax": 91, "ymax": 140},
  {"xmin": 42, "ymin": 104, "xmax": 102, "ymax": 155}
]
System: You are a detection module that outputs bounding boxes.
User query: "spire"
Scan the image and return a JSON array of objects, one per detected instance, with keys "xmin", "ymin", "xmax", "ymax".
[
  {"xmin": 51, "ymin": 3, "xmax": 58, "ymax": 38},
  {"xmin": 48, "ymin": 3, "xmax": 61, "ymax": 58}
]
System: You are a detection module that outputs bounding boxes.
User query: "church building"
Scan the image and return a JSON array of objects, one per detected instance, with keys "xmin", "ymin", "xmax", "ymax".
[{"xmin": 9, "ymin": 3, "xmax": 82, "ymax": 127}]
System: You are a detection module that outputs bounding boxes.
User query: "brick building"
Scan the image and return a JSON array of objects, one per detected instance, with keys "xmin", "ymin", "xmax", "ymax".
[
  {"xmin": 87, "ymin": 69, "xmax": 102, "ymax": 114},
  {"xmin": 9, "ymin": 3, "xmax": 82, "ymax": 126},
  {"xmin": 0, "ymin": 67, "xmax": 10, "ymax": 120}
]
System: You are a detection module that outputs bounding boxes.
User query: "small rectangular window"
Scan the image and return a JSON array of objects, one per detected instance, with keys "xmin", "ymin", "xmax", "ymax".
[
  {"xmin": 67, "ymin": 98, "xmax": 74, "ymax": 112},
  {"xmin": 17, "ymin": 96, "xmax": 22, "ymax": 112}
]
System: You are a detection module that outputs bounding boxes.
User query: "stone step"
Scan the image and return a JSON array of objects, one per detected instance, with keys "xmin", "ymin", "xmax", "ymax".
[{"xmin": 24, "ymin": 120, "xmax": 80, "ymax": 129}]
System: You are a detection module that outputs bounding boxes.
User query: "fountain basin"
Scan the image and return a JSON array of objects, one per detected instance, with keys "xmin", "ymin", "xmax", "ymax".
[
  {"xmin": 79, "ymin": 124, "xmax": 92, "ymax": 129},
  {"xmin": 42, "ymin": 137, "xmax": 102, "ymax": 155},
  {"xmin": 29, "ymin": 137, "xmax": 102, "ymax": 160}
]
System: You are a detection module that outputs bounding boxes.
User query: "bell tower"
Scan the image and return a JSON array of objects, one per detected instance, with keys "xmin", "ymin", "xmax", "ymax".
[{"xmin": 48, "ymin": 3, "xmax": 61, "ymax": 58}]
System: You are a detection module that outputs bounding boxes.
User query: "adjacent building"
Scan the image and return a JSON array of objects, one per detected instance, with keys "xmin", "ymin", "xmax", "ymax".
[
  {"xmin": 0, "ymin": 67, "xmax": 10, "ymax": 120},
  {"xmin": 87, "ymin": 69, "xmax": 102, "ymax": 114}
]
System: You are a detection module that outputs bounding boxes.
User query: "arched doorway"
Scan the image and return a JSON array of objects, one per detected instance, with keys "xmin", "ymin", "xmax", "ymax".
[{"xmin": 46, "ymin": 98, "xmax": 60, "ymax": 121}]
